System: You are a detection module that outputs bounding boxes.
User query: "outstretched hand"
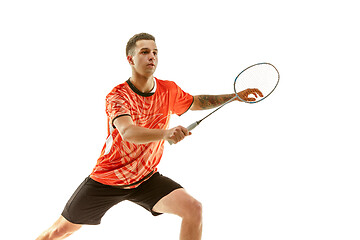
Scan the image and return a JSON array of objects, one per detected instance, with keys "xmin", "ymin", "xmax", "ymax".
[{"xmin": 237, "ymin": 88, "xmax": 263, "ymax": 102}]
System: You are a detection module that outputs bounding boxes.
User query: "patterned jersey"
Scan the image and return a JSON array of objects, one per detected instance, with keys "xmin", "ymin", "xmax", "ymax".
[{"xmin": 90, "ymin": 78, "xmax": 194, "ymax": 188}]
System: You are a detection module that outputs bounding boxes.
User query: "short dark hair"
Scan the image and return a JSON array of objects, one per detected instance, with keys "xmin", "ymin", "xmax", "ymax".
[{"xmin": 126, "ymin": 33, "xmax": 155, "ymax": 56}]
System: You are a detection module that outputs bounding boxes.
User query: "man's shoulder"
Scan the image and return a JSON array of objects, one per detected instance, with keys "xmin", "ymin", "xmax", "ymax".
[
  {"xmin": 155, "ymin": 77, "xmax": 178, "ymax": 89},
  {"xmin": 106, "ymin": 80, "xmax": 130, "ymax": 99}
]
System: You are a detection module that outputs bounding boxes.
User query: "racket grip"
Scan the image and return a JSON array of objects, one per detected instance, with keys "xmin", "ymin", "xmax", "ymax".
[
  {"xmin": 167, "ymin": 121, "xmax": 199, "ymax": 145},
  {"xmin": 186, "ymin": 121, "xmax": 199, "ymax": 131}
]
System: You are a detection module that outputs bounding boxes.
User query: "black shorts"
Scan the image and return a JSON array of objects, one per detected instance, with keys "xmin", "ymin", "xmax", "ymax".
[{"xmin": 61, "ymin": 172, "xmax": 182, "ymax": 225}]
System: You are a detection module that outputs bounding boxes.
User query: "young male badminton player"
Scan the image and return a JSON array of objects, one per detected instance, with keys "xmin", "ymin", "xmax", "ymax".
[{"xmin": 36, "ymin": 33, "xmax": 260, "ymax": 240}]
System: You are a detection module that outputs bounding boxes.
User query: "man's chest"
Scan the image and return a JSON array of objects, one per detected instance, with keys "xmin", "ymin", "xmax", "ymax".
[{"xmin": 127, "ymin": 92, "xmax": 171, "ymax": 129}]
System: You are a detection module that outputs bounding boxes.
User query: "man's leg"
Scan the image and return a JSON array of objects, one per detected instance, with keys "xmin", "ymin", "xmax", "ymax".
[
  {"xmin": 36, "ymin": 216, "xmax": 81, "ymax": 240},
  {"xmin": 153, "ymin": 188, "xmax": 202, "ymax": 240}
]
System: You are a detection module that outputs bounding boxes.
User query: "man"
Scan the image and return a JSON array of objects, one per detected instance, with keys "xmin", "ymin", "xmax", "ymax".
[{"xmin": 36, "ymin": 33, "xmax": 260, "ymax": 240}]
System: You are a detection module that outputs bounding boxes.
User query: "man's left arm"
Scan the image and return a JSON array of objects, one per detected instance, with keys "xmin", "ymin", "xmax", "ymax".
[
  {"xmin": 190, "ymin": 89, "xmax": 263, "ymax": 111},
  {"xmin": 190, "ymin": 94, "xmax": 236, "ymax": 111}
]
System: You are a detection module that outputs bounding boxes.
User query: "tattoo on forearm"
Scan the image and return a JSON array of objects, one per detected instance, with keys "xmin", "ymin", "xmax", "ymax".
[{"xmin": 195, "ymin": 94, "xmax": 235, "ymax": 110}]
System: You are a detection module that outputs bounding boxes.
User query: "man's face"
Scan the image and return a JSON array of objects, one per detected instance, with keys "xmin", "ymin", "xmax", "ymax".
[{"xmin": 128, "ymin": 40, "xmax": 158, "ymax": 77}]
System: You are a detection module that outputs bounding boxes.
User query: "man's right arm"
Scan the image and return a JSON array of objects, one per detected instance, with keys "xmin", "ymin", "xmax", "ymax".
[{"xmin": 113, "ymin": 116, "xmax": 191, "ymax": 144}]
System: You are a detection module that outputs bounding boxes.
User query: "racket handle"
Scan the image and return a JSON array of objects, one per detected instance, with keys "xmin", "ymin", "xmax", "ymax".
[
  {"xmin": 186, "ymin": 121, "xmax": 199, "ymax": 131},
  {"xmin": 167, "ymin": 121, "xmax": 200, "ymax": 145}
]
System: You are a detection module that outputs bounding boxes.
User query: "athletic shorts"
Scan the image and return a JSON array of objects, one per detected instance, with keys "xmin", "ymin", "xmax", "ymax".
[{"xmin": 61, "ymin": 172, "xmax": 182, "ymax": 225}]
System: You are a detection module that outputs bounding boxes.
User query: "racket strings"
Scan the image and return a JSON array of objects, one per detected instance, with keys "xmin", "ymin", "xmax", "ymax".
[{"xmin": 234, "ymin": 63, "xmax": 279, "ymax": 103}]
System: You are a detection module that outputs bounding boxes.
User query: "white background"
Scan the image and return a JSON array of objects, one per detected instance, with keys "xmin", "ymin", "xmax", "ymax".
[{"xmin": 1, "ymin": 0, "xmax": 359, "ymax": 239}]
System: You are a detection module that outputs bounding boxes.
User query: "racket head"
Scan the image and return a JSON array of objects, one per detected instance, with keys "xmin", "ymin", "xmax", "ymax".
[{"xmin": 234, "ymin": 62, "xmax": 280, "ymax": 103}]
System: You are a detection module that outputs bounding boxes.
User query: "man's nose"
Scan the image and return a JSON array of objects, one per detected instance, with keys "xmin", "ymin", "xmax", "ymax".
[{"xmin": 149, "ymin": 52, "xmax": 156, "ymax": 60}]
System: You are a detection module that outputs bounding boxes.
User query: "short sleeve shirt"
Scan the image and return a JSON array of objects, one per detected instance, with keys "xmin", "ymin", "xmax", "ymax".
[{"xmin": 90, "ymin": 78, "xmax": 194, "ymax": 188}]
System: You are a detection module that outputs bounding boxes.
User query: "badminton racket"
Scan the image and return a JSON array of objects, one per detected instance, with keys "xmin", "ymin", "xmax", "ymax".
[{"xmin": 168, "ymin": 62, "xmax": 279, "ymax": 144}]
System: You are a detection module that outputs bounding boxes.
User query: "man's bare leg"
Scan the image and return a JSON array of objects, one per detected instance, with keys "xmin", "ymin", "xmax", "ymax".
[
  {"xmin": 153, "ymin": 188, "xmax": 202, "ymax": 240},
  {"xmin": 36, "ymin": 216, "xmax": 81, "ymax": 240}
]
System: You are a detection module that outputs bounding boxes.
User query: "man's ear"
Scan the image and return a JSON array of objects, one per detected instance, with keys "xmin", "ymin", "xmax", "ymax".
[{"xmin": 127, "ymin": 55, "xmax": 134, "ymax": 65}]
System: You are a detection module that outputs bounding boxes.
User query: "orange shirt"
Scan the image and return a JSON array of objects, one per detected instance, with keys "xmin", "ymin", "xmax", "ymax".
[{"xmin": 90, "ymin": 78, "xmax": 193, "ymax": 188}]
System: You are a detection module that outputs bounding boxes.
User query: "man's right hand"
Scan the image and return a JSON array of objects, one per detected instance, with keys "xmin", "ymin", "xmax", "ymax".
[{"xmin": 165, "ymin": 126, "xmax": 192, "ymax": 144}]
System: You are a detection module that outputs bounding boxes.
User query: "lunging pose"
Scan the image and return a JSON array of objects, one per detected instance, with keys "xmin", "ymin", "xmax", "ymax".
[{"xmin": 36, "ymin": 33, "xmax": 259, "ymax": 240}]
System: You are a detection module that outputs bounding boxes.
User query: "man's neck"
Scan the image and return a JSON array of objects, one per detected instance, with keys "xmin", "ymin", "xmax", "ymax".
[{"xmin": 129, "ymin": 74, "xmax": 155, "ymax": 93}]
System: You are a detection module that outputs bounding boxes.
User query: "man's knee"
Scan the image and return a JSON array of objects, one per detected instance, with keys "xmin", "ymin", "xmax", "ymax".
[
  {"xmin": 37, "ymin": 216, "xmax": 81, "ymax": 240},
  {"xmin": 50, "ymin": 226, "xmax": 75, "ymax": 239},
  {"xmin": 185, "ymin": 199, "xmax": 202, "ymax": 223},
  {"xmin": 53, "ymin": 217, "xmax": 81, "ymax": 238}
]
